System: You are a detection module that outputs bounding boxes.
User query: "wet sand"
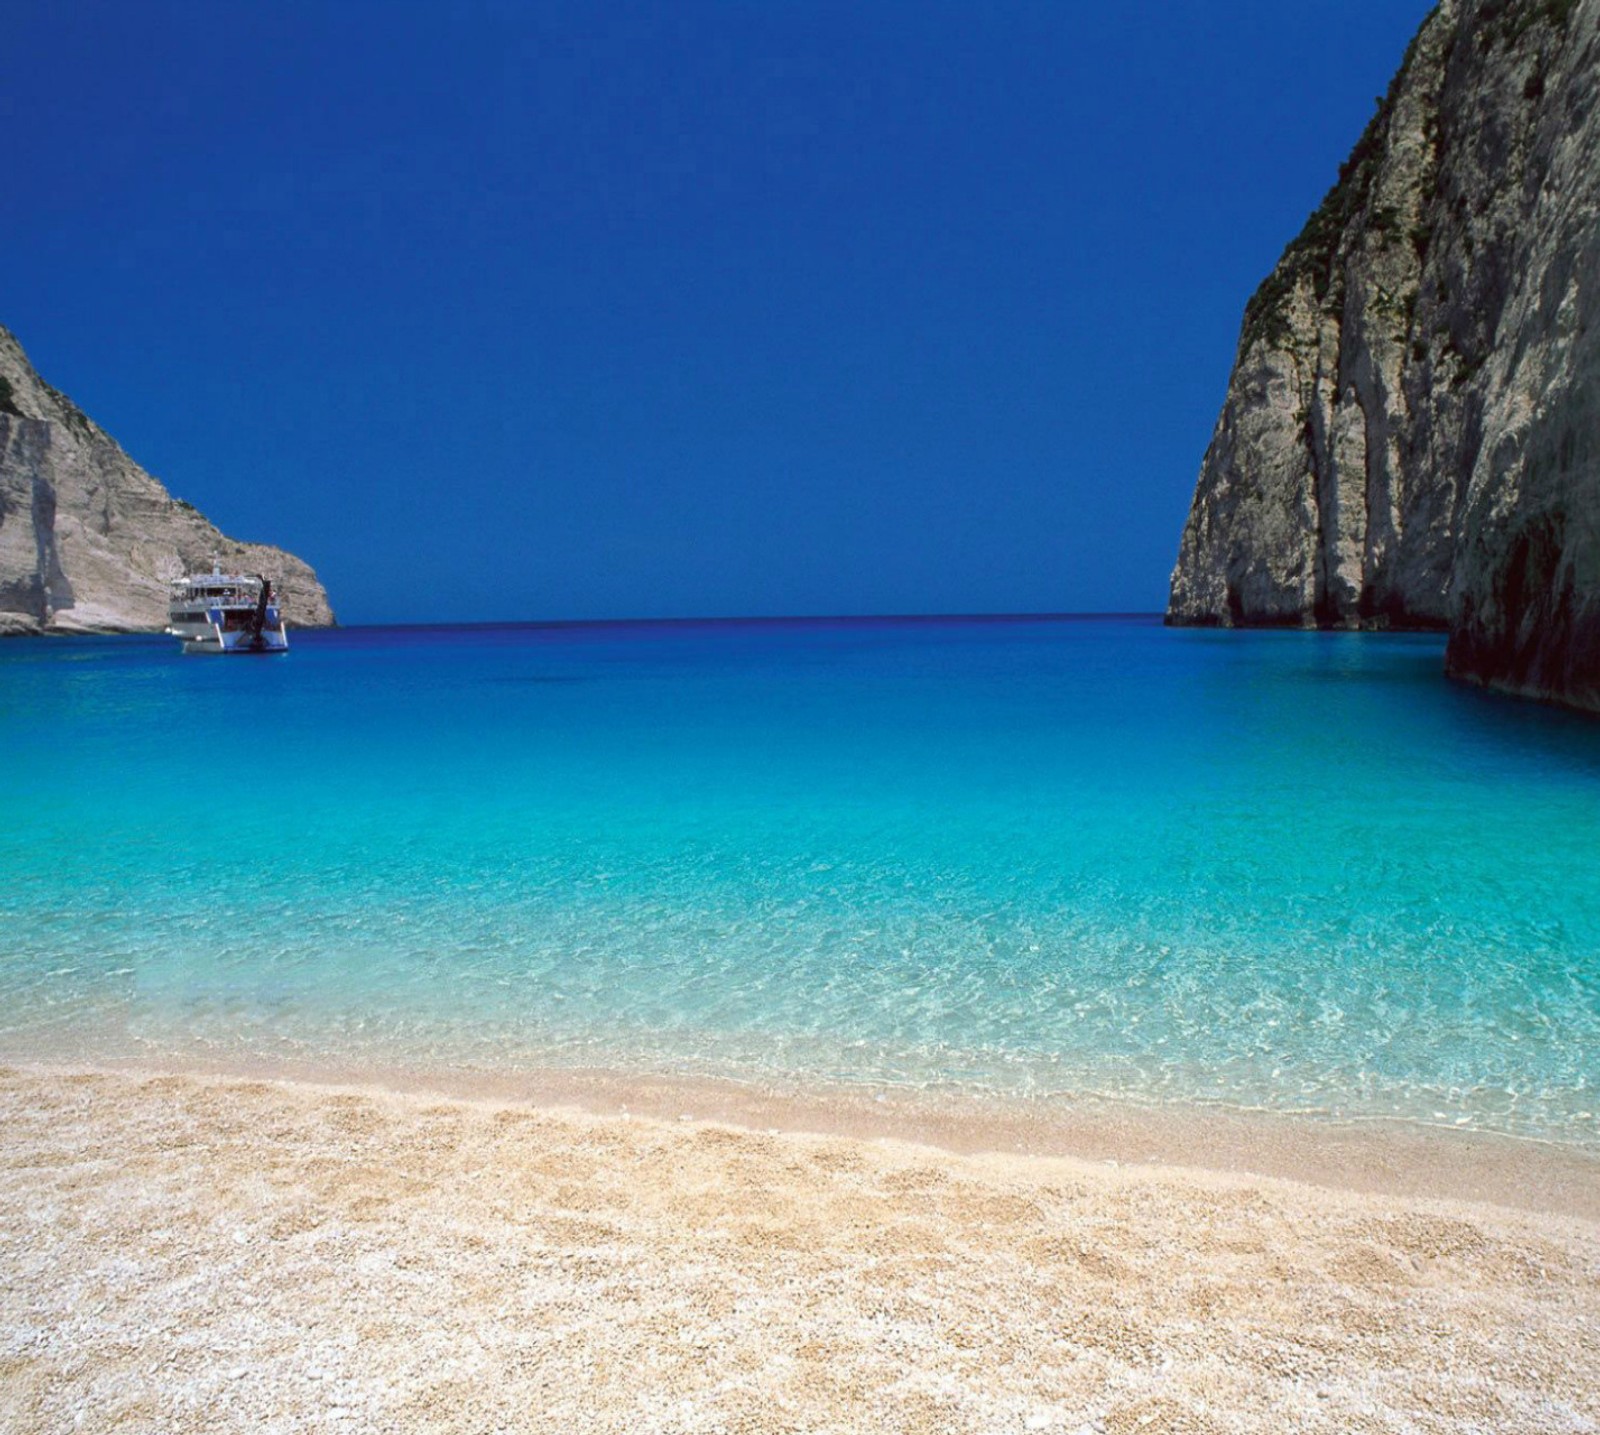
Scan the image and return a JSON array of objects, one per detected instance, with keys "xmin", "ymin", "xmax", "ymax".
[{"xmin": 3, "ymin": 1061, "xmax": 1598, "ymax": 1433}]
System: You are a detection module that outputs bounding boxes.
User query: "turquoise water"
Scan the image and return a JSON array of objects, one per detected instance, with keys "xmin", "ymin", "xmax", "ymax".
[{"xmin": 2, "ymin": 617, "xmax": 1598, "ymax": 1142}]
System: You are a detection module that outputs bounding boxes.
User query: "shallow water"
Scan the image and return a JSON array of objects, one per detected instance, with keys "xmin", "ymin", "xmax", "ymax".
[{"xmin": 2, "ymin": 617, "xmax": 1598, "ymax": 1142}]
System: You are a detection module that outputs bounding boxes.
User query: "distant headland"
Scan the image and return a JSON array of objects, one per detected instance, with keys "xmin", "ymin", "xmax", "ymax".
[
  {"xmin": 1168, "ymin": 0, "xmax": 1599, "ymax": 714},
  {"xmin": 0, "ymin": 323, "xmax": 333, "ymax": 635}
]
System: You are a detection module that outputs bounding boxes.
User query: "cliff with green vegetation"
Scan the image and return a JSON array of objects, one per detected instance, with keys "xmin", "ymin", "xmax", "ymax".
[
  {"xmin": 0, "ymin": 325, "xmax": 332, "ymax": 634},
  {"xmin": 1168, "ymin": 0, "xmax": 1599, "ymax": 711}
]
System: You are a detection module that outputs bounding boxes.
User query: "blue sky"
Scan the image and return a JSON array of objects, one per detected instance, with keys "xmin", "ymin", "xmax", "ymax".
[{"xmin": 7, "ymin": 1, "xmax": 1431, "ymax": 624}]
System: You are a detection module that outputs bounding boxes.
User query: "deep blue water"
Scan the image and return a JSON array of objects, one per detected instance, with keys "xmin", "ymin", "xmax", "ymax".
[{"xmin": 2, "ymin": 617, "xmax": 1598, "ymax": 1142}]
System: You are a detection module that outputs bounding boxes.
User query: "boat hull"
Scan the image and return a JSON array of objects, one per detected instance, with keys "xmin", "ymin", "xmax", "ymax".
[
  {"xmin": 177, "ymin": 633, "xmax": 290, "ymax": 655},
  {"xmin": 167, "ymin": 619, "xmax": 290, "ymax": 655}
]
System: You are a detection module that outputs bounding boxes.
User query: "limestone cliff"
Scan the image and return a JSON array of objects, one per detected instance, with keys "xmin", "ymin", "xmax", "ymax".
[
  {"xmin": 1168, "ymin": 0, "xmax": 1600, "ymax": 711},
  {"xmin": 0, "ymin": 324, "xmax": 333, "ymax": 634}
]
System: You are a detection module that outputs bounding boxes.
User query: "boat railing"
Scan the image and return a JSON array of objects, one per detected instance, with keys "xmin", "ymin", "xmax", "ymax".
[{"xmin": 170, "ymin": 587, "xmax": 271, "ymax": 604}]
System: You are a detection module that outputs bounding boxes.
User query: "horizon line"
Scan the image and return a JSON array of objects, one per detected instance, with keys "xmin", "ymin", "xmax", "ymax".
[{"xmin": 311, "ymin": 610, "xmax": 1169, "ymax": 633}]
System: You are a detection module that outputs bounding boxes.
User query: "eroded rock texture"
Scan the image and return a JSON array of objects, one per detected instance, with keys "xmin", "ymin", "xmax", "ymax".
[
  {"xmin": 1169, "ymin": 0, "xmax": 1600, "ymax": 711},
  {"xmin": 0, "ymin": 324, "xmax": 333, "ymax": 634}
]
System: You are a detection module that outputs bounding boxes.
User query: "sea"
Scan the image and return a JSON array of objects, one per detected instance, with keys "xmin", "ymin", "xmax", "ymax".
[{"xmin": 2, "ymin": 616, "xmax": 1598, "ymax": 1146}]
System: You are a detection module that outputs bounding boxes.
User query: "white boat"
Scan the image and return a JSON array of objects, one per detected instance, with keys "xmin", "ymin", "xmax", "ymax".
[{"xmin": 166, "ymin": 565, "xmax": 290, "ymax": 654}]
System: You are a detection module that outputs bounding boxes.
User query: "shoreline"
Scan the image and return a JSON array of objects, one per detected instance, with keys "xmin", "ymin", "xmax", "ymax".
[
  {"xmin": 12, "ymin": 1050, "xmax": 1600, "ymax": 1220},
  {"xmin": 4, "ymin": 1059, "xmax": 1598, "ymax": 1432}
]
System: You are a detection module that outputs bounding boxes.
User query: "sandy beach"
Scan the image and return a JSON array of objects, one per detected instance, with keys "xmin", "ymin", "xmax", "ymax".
[{"xmin": 3, "ymin": 1063, "xmax": 1598, "ymax": 1433}]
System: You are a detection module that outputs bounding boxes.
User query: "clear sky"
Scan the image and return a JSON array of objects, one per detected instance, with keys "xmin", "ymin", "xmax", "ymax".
[{"xmin": 7, "ymin": 0, "xmax": 1432, "ymax": 625}]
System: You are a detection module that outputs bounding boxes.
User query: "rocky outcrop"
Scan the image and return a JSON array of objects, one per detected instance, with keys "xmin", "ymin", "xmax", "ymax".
[
  {"xmin": 1168, "ymin": 0, "xmax": 1600, "ymax": 711},
  {"xmin": 0, "ymin": 324, "xmax": 333, "ymax": 634}
]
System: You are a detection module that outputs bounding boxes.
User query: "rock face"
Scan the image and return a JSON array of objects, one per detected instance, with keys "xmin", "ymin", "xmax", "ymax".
[
  {"xmin": 0, "ymin": 324, "xmax": 333, "ymax": 635},
  {"xmin": 1168, "ymin": 0, "xmax": 1600, "ymax": 712}
]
